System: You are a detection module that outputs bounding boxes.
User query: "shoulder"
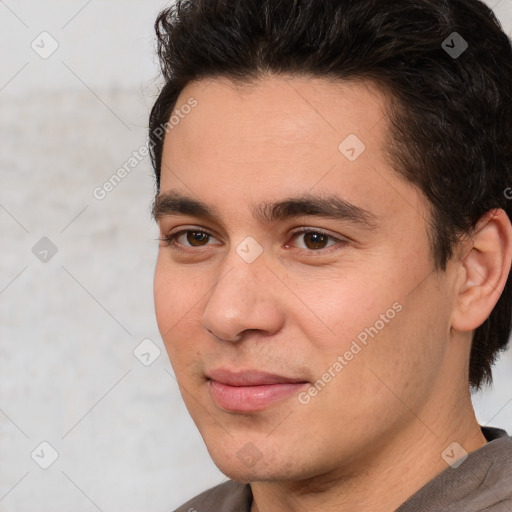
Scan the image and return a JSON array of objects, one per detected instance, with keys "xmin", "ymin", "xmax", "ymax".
[
  {"xmin": 174, "ymin": 480, "xmax": 252, "ymax": 512},
  {"xmin": 397, "ymin": 426, "xmax": 512, "ymax": 512}
]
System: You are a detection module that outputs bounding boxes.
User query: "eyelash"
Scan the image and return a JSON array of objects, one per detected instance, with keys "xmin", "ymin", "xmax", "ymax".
[{"xmin": 158, "ymin": 226, "xmax": 348, "ymax": 255}]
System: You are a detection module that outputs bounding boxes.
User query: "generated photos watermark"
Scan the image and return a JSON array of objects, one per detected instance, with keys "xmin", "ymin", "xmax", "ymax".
[
  {"xmin": 92, "ymin": 97, "xmax": 198, "ymax": 200},
  {"xmin": 298, "ymin": 301, "xmax": 403, "ymax": 405}
]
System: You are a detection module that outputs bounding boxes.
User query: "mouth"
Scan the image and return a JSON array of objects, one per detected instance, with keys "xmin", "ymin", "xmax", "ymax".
[{"xmin": 206, "ymin": 368, "xmax": 310, "ymax": 412}]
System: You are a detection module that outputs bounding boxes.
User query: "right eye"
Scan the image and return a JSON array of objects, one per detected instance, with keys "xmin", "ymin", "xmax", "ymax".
[{"xmin": 159, "ymin": 228, "xmax": 222, "ymax": 252}]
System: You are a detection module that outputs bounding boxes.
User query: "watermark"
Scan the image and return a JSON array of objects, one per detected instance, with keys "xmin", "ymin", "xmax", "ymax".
[
  {"xmin": 504, "ymin": 187, "xmax": 512, "ymax": 200},
  {"xmin": 441, "ymin": 441, "xmax": 468, "ymax": 469},
  {"xmin": 32, "ymin": 236, "xmax": 58, "ymax": 263},
  {"xmin": 237, "ymin": 442, "xmax": 263, "ymax": 468},
  {"xmin": 338, "ymin": 133, "xmax": 366, "ymax": 162},
  {"xmin": 92, "ymin": 97, "xmax": 198, "ymax": 201},
  {"xmin": 441, "ymin": 32, "xmax": 468, "ymax": 59},
  {"xmin": 236, "ymin": 236, "xmax": 263, "ymax": 263},
  {"xmin": 31, "ymin": 31, "xmax": 59, "ymax": 59},
  {"xmin": 31, "ymin": 441, "xmax": 59, "ymax": 469},
  {"xmin": 298, "ymin": 301, "xmax": 403, "ymax": 405},
  {"xmin": 133, "ymin": 338, "xmax": 161, "ymax": 367},
  {"xmin": 93, "ymin": 145, "xmax": 149, "ymax": 200},
  {"xmin": 150, "ymin": 96, "xmax": 198, "ymax": 143}
]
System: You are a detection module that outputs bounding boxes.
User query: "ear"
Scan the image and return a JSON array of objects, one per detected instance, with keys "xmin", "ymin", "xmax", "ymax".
[{"xmin": 451, "ymin": 209, "xmax": 512, "ymax": 332}]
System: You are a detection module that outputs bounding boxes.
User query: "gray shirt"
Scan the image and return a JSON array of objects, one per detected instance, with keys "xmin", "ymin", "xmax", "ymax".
[{"xmin": 174, "ymin": 426, "xmax": 512, "ymax": 511}]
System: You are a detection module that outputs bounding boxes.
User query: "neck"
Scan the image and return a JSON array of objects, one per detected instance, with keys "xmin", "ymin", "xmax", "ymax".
[{"xmin": 250, "ymin": 387, "xmax": 486, "ymax": 512}]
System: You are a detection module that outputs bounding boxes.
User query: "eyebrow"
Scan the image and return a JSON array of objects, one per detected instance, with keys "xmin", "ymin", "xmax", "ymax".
[{"xmin": 152, "ymin": 190, "xmax": 380, "ymax": 230}]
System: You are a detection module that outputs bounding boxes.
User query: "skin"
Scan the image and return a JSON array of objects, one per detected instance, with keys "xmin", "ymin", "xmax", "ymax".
[{"xmin": 153, "ymin": 75, "xmax": 512, "ymax": 512}]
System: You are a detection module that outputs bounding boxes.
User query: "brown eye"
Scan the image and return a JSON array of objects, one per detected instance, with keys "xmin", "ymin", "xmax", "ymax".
[
  {"xmin": 288, "ymin": 229, "xmax": 343, "ymax": 252},
  {"xmin": 186, "ymin": 231, "xmax": 210, "ymax": 246},
  {"xmin": 302, "ymin": 232, "xmax": 330, "ymax": 250},
  {"xmin": 160, "ymin": 228, "xmax": 220, "ymax": 250}
]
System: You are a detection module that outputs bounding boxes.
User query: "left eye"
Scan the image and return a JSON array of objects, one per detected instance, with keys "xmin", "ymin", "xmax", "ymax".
[{"xmin": 287, "ymin": 229, "xmax": 343, "ymax": 251}]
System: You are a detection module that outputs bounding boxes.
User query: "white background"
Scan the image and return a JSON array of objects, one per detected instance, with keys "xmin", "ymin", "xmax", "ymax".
[{"xmin": 0, "ymin": 0, "xmax": 511, "ymax": 510}]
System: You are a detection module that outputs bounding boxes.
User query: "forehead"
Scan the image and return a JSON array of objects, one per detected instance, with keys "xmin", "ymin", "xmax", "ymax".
[
  {"xmin": 158, "ymin": 75, "xmax": 426, "ymax": 230},
  {"xmin": 162, "ymin": 75, "xmax": 390, "ymax": 163}
]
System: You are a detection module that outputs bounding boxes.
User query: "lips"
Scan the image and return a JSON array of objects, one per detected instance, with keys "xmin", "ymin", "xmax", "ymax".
[
  {"xmin": 207, "ymin": 368, "xmax": 309, "ymax": 412},
  {"xmin": 207, "ymin": 368, "xmax": 308, "ymax": 386}
]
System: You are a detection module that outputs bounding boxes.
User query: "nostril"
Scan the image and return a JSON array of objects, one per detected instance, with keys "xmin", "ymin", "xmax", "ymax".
[{"xmin": 206, "ymin": 328, "xmax": 243, "ymax": 343}]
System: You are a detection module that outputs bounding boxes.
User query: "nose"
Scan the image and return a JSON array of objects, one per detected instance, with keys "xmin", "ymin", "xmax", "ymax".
[{"xmin": 200, "ymin": 252, "xmax": 285, "ymax": 344}]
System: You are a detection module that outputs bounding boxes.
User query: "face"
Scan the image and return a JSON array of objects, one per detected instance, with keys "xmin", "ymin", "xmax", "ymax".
[{"xmin": 153, "ymin": 76, "xmax": 458, "ymax": 482}]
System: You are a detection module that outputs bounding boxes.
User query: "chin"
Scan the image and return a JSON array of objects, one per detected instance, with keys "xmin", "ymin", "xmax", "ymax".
[
  {"xmin": 207, "ymin": 444, "xmax": 307, "ymax": 484},
  {"xmin": 214, "ymin": 463, "xmax": 289, "ymax": 484},
  {"xmin": 214, "ymin": 465, "xmax": 259, "ymax": 484}
]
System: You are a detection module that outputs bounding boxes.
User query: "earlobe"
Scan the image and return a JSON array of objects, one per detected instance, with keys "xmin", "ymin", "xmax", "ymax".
[{"xmin": 451, "ymin": 209, "xmax": 512, "ymax": 332}]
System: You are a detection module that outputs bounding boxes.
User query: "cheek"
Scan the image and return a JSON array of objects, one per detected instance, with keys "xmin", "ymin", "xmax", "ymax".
[
  {"xmin": 291, "ymin": 254, "xmax": 441, "ymax": 387},
  {"xmin": 153, "ymin": 257, "xmax": 193, "ymax": 347},
  {"xmin": 153, "ymin": 259, "xmax": 175, "ymax": 335},
  {"xmin": 153, "ymin": 256, "xmax": 211, "ymax": 367},
  {"xmin": 291, "ymin": 268, "xmax": 385, "ymax": 354}
]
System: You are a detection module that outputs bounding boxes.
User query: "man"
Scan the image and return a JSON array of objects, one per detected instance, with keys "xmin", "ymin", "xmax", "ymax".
[{"xmin": 148, "ymin": 0, "xmax": 512, "ymax": 510}]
